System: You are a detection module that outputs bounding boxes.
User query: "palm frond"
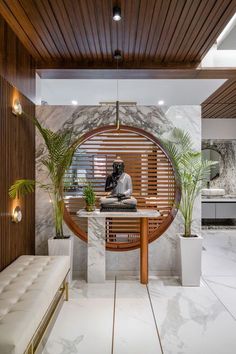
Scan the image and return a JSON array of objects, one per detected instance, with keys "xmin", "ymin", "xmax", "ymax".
[
  {"xmin": 162, "ymin": 128, "xmax": 217, "ymax": 236},
  {"xmin": 9, "ymin": 179, "xmax": 35, "ymax": 199}
]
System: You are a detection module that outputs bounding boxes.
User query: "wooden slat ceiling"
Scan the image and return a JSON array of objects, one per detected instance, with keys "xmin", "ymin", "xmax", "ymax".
[
  {"xmin": 202, "ymin": 79, "xmax": 236, "ymax": 118},
  {"xmin": 0, "ymin": 0, "xmax": 236, "ymax": 73}
]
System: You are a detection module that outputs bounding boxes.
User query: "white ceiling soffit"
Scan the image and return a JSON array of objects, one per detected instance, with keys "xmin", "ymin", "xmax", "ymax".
[
  {"xmin": 39, "ymin": 79, "xmax": 226, "ymax": 106},
  {"xmin": 217, "ymin": 12, "xmax": 236, "ymax": 49}
]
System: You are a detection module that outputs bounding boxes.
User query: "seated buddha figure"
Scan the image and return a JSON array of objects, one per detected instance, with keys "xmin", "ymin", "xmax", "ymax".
[{"xmin": 100, "ymin": 157, "xmax": 137, "ymax": 212}]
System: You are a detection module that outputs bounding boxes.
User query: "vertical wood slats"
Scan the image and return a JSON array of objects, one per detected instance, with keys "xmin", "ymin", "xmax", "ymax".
[
  {"xmin": 0, "ymin": 0, "xmax": 236, "ymax": 68},
  {"xmin": 0, "ymin": 76, "xmax": 35, "ymax": 271},
  {"xmin": 64, "ymin": 127, "xmax": 177, "ymax": 251},
  {"xmin": 0, "ymin": 15, "xmax": 35, "ymax": 271},
  {"xmin": 0, "ymin": 15, "xmax": 35, "ymax": 102}
]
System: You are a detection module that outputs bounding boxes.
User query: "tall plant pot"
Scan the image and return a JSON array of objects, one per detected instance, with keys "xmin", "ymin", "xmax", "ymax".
[
  {"xmin": 178, "ymin": 234, "xmax": 203, "ymax": 286},
  {"xmin": 48, "ymin": 236, "xmax": 74, "ymax": 284}
]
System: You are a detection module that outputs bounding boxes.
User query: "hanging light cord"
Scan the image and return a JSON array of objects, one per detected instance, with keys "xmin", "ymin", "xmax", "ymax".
[{"xmin": 116, "ymin": 56, "xmax": 120, "ymax": 130}]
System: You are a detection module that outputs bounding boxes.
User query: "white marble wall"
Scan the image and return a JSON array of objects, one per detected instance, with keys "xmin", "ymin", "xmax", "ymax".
[
  {"xmin": 202, "ymin": 139, "xmax": 236, "ymax": 195},
  {"xmin": 35, "ymin": 105, "xmax": 201, "ymax": 276}
]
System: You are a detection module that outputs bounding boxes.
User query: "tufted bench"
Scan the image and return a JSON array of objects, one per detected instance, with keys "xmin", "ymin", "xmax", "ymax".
[{"xmin": 0, "ymin": 255, "xmax": 70, "ymax": 354}]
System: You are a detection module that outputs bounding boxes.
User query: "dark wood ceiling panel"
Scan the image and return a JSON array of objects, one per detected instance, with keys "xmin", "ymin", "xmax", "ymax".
[
  {"xmin": 175, "ymin": 0, "xmax": 215, "ymax": 62},
  {"xmin": 0, "ymin": 0, "xmax": 236, "ymax": 71},
  {"xmin": 202, "ymin": 79, "xmax": 236, "ymax": 118},
  {"xmin": 188, "ymin": 0, "xmax": 236, "ymax": 61}
]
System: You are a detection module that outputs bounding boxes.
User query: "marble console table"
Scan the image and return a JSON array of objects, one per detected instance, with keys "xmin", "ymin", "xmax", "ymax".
[{"xmin": 77, "ymin": 209, "xmax": 160, "ymax": 284}]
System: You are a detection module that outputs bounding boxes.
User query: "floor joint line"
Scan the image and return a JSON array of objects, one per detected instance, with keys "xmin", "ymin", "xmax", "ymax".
[
  {"xmin": 146, "ymin": 284, "xmax": 165, "ymax": 354},
  {"xmin": 202, "ymin": 276, "xmax": 236, "ymax": 322},
  {"xmin": 111, "ymin": 276, "xmax": 117, "ymax": 354}
]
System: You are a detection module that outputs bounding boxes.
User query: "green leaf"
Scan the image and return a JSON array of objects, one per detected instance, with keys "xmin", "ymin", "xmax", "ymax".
[
  {"xmin": 160, "ymin": 128, "xmax": 217, "ymax": 236},
  {"xmin": 9, "ymin": 179, "xmax": 35, "ymax": 199}
]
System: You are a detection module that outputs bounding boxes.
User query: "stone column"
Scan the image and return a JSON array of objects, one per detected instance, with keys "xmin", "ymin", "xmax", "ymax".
[{"xmin": 87, "ymin": 217, "xmax": 106, "ymax": 283}]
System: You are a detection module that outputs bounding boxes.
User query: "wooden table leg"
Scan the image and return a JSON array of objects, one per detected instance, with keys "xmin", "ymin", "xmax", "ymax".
[{"xmin": 140, "ymin": 217, "xmax": 148, "ymax": 284}]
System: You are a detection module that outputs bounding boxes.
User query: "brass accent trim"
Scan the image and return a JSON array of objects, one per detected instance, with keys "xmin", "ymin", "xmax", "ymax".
[{"xmin": 24, "ymin": 270, "xmax": 70, "ymax": 354}]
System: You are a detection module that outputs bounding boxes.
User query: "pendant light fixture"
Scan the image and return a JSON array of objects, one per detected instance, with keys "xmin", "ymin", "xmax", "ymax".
[
  {"xmin": 99, "ymin": 50, "xmax": 136, "ymax": 127},
  {"xmin": 115, "ymin": 49, "xmax": 121, "ymax": 130},
  {"xmin": 113, "ymin": 5, "xmax": 122, "ymax": 21}
]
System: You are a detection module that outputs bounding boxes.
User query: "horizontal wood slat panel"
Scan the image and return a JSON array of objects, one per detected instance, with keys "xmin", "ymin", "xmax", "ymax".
[
  {"xmin": 64, "ymin": 126, "xmax": 180, "ymax": 251},
  {"xmin": 202, "ymin": 79, "xmax": 236, "ymax": 118}
]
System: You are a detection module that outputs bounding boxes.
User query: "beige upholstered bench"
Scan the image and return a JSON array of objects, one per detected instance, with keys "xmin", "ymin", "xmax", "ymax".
[{"xmin": 0, "ymin": 255, "xmax": 70, "ymax": 354}]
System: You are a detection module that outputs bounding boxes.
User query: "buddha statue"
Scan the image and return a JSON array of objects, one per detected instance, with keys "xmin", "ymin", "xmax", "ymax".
[{"xmin": 100, "ymin": 157, "xmax": 137, "ymax": 212}]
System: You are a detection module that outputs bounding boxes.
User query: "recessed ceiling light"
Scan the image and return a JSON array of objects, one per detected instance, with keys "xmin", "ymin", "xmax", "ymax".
[
  {"xmin": 113, "ymin": 6, "xmax": 121, "ymax": 21},
  {"xmin": 158, "ymin": 100, "xmax": 165, "ymax": 106},
  {"xmin": 71, "ymin": 100, "xmax": 78, "ymax": 105}
]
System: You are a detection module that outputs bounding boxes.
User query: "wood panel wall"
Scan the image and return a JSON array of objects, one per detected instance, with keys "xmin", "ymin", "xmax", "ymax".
[
  {"xmin": 0, "ymin": 15, "xmax": 35, "ymax": 102},
  {"xmin": 0, "ymin": 14, "xmax": 35, "ymax": 271}
]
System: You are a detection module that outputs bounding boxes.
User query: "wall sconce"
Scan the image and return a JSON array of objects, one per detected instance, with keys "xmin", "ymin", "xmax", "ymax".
[
  {"xmin": 12, "ymin": 99, "xmax": 23, "ymax": 116},
  {"xmin": 12, "ymin": 206, "xmax": 22, "ymax": 223}
]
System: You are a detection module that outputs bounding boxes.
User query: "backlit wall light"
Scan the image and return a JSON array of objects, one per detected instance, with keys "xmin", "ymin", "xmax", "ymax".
[
  {"xmin": 113, "ymin": 6, "xmax": 121, "ymax": 21},
  {"xmin": 12, "ymin": 206, "xmax": 22, "ymax": 223},
  {"xmin": 12, "ymin": 99, "xmax": 23, "ymax": 115}
]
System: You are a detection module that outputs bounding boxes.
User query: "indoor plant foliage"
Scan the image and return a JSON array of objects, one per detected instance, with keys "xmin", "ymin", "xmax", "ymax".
[
  {"xmin": 9, "ymin": 114, "xmax": 77, "ymax": 238},
  {"xmin": 83, "ymin": 182, "xmax": 96, "ymax": 211},
  {"xmin": 162, "ymin": 128, "xmax": 216, "ymax": 237}
]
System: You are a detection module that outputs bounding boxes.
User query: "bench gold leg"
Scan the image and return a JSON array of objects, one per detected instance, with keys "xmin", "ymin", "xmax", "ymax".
[
  {"xmin": 29, "ymin": 342, "xmax": 34, "ymax": 354},
  {"xmin": 65, "ymin": 281, "xmax": 69, "ymax": 301}
]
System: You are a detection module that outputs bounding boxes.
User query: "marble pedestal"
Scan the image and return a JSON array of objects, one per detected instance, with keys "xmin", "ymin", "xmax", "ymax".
[
  {"xmin": 77, "ymin": 209, "xmax": 160, "ymax": 284},
  {"xmin": 87, "ymin": 217, "xmax": 106, "ymax": 283}
]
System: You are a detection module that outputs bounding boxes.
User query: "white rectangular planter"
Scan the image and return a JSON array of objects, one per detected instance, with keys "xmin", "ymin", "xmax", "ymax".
[
  {"xmin": 48, "ymin": 236, "xmax": 74, "ymax": 283},
  {"xmin": 178, "ymin": 234, "xmax": 203, "ymax": 287}
]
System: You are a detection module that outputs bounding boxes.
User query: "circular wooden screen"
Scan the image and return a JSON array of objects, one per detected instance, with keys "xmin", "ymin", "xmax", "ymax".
[{"xmin": 64, "ymin": 125, "xmax": 180, "ymax": 251}]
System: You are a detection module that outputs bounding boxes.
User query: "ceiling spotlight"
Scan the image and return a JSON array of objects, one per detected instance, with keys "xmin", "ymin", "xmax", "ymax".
[
  {"xmin": 158, "ymin": 100, "xmax": 165, "ymax": 106},
  {"xmin": 113, "ymin": 5, "xmax": 121, "ymax": 21},
  {"xmin": 114, "ymin": 49, "xmax": 122, "ymax": 60},
  {"xmin": 71, "ymin": 100, "xmax": 78, "ymax": 105}
]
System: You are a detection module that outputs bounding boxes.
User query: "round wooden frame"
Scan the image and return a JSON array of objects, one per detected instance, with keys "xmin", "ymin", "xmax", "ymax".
[{"xmin": 64, "ymin": 125, "xmax": 181, "ymax": 251}]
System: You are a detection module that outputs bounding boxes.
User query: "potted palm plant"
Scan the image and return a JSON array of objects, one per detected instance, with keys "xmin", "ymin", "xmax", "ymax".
[
  {"xmin": 9, "ymin": 113, "xmax": 77, "ymax": 266},
  {"xmin": 162, "ymin": 128, "xmax": 216, "ymax": 286},
  {"xmin": 83, "ymin": 182, "xmax": 96, "ymax": 211}
]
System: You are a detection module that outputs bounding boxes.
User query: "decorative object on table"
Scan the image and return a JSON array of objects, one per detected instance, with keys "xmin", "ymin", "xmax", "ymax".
[
  {"xmin": 100, "ymin": 156, "xmax": 137, "ymax": 212},
  {"xmin": 162, "ymin": 128, "xmax": 217, "ymax": 286},
  {"xmin": 9, "ymin": 112, "xmax": 77, "ymax": 239},
  {"xmin": 83, "ymin": 182, "xmax": 96, "ymax": 212}
]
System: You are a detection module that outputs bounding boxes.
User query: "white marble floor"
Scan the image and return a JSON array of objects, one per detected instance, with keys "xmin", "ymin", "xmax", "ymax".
[{"xmin": 42, "ymin": 230, "xmax": 236, "ymax": 354}]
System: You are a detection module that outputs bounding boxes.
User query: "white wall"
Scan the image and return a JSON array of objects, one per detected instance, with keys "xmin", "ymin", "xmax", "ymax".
[{"xmin": 202, "ymin": 119, "xmax": 236, "ymax": 139}]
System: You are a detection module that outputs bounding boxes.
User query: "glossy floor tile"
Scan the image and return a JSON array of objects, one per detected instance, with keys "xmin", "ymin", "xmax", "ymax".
[
  {"xmin": 148, "ymin": 277, "xmax": 236, "ymax": 354},
  {"xmin": 113, "ymin": 279, "xmax": 162, "ymax": 354},
  {"xmin": 204, "ymin": 276, "xmax": 236, "ymax": 320},
  {"xmin": 42, "ymin": 229, "xmax": 236, "ymax": 354},
  {"xmin": 42, "ymin": 281, "xmax": 115, "ymax": 354},
  {"xmin": 202, "ymin": 230, "xmax": 236, "ymax": 276}
]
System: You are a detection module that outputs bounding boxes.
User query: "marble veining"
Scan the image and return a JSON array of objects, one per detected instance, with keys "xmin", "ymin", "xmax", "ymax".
[
  {"xmin": 36, "ymin": 105, "xmax": 201, "ymax": 275},
  {"xmin": 78, "ymin": 208, "xmax": 160, "ymax": 218},
  {"xmin": 202, "ymin": 139, "xmax": 236, "ymax": 195},
  {"xmin": 40, "ymin": 229, "xmax": 236, "ymax": 354},
  {"xmin": 87, "ymin": 217, "xmax": 106, "ymax": 283}
]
